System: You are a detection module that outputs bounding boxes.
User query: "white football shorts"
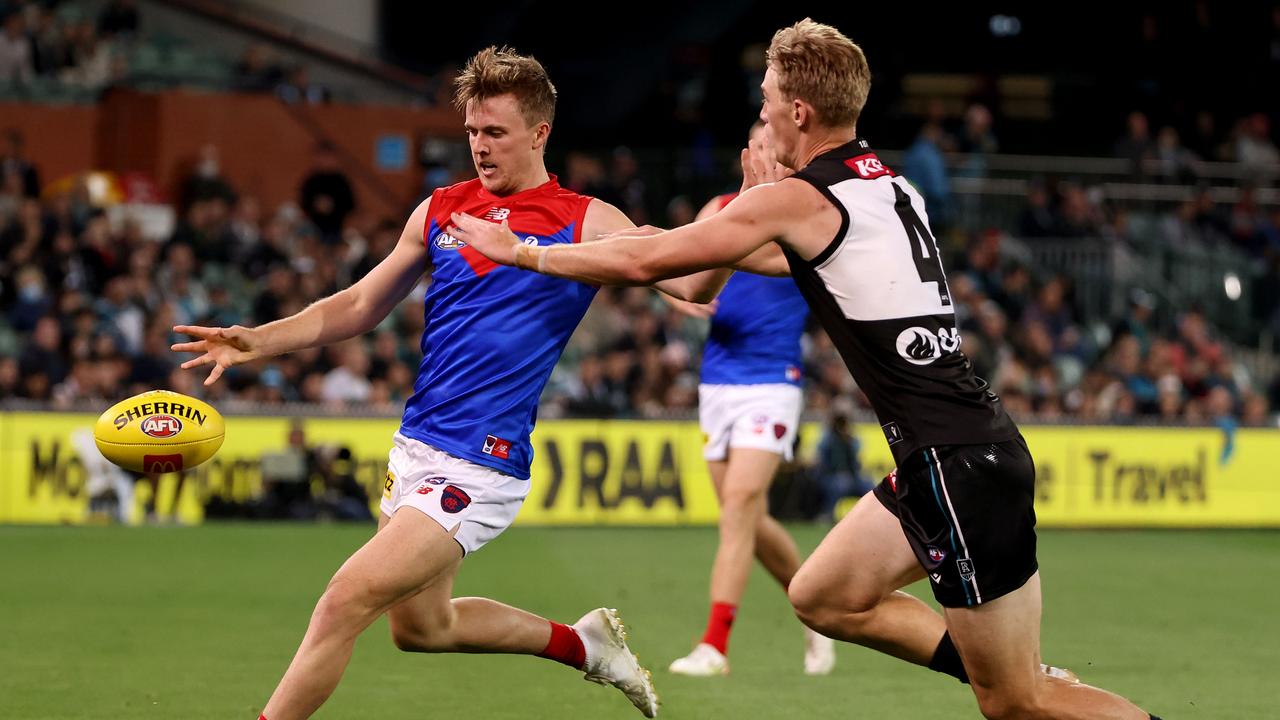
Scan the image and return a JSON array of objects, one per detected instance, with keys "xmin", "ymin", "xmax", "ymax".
[
  {"xmin": 698, "ymin": 383, "xmax": 803, "ymax": 462},
  {"xmin": 380, "ymin": 432, "xmax": 528, "ymax": 554}
]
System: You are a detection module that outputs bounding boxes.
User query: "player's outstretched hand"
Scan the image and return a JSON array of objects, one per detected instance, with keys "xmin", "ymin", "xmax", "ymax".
[
  {"xmin": 450, "ymin": 212, "xmax": 519, "ymax": 265},
  {"xmin": 171, "ymin": 325, "xmax": 262, "ymax": 386},
  {"xmin": 741, "ymin": 134, "xmax": 794, "ymax": 191}
]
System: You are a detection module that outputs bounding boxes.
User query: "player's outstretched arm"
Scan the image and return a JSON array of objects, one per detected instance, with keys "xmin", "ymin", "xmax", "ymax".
[
  {"xmin": 449, "ymin": 181, "xmax": 803, "ymax": 287},
  {"xmin": 172, "ymin": 198, "xmax": 433, "ymax": 385}
]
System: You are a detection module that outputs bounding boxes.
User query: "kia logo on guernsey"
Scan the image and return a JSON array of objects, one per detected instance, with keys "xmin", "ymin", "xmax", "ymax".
[
  {"xmin": 843, "ymin": 153, "xmax": 893, "ymax": 179},
  {"xmin": 140, "ymin": 415, "xmax": 183, "ymax": 438}
]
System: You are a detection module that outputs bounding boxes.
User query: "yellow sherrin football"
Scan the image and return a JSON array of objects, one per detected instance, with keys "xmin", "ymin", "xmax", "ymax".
[{"xmin": 93, "ymin": 390, "xmax": 225, "ymax": 473}]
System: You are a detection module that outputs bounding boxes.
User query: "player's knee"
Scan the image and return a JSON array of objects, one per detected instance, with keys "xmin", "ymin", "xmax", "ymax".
[
  {"xmin": 719, "ymin": 483, "xmax": 767, "ymax": 513},
  {"xmin": 389, "ymin": 602, "xmax": 456, "ymax": 653},
  {"xmin": 973, "ymin": 686, "xmax": 1042, "ymax": 720},
  {"xmin": 312, "ymin": 578, "xmax": 379, "ymax": 632},
  {"xmin": 789, "ymin": 568, "xmax": 877, "ymax": 635},
  {"xmin": 787, "ymin": 572, "xmax": 832, "ymax": 628}
]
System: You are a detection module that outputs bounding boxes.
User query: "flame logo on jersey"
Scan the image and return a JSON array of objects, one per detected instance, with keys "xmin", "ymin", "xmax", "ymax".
[{"xmin": 895, "ymin": 327, "xmax": 961, "ymax": 366}]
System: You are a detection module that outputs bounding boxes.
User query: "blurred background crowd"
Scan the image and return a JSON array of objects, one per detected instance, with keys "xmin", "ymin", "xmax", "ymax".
[{"xmin": 2, "ymin": 0, "xmax": 1278, "ymax": 431}]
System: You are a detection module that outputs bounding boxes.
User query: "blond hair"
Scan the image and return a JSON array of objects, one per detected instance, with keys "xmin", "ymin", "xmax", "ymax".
[
  {"xmin": 766, "ymin": 19, "xmax": 870, "ymax": 127},
  {"xmin": 453, "ymin": 46, "xmax": 557, "ymax": 127}
]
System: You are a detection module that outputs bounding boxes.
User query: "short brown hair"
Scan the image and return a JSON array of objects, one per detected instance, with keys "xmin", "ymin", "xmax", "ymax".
[
  {"xmin": 766, "ymin": 19, "xmax": 870, "ymax": 127},
  {"xmin": 453, "ymin": 46, "xmax": 557, "ymax": 127}
]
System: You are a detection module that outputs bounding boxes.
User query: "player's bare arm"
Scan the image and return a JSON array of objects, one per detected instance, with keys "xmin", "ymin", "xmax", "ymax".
[
  {"xmin": 172, "ymin": 198, "xmax": 433, "ymax": 385},
  {"xmin": 450, "ymin": 178, "xmax": 836, "ymax": 286}
]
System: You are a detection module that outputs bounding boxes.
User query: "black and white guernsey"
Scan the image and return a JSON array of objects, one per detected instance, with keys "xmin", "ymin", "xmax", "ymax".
[{"xmin": 783, "ymin": 137, "xmax": 1017, "ymax": 463}]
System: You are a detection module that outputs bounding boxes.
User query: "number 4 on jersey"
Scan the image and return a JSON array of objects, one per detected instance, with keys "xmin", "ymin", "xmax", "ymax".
[{"xmin": 893, "ymin": 183, "xmax": 951, "ymax": 307}]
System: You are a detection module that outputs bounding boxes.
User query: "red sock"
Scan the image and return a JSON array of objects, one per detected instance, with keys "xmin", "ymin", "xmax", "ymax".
[
  {"xmin": 258, "ymin": 715, "xmax": 267, "ymax": 720},
  {"xmin": 701, "ymin": 602, "xmax": 737, "ymax": 654},
  {"xmin": 538, "ymin": 621, "xmax": 586, "ymax": 670}
]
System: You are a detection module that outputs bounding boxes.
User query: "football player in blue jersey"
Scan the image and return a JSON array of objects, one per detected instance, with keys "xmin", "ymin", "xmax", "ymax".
[
  {"xmin": 172, "ymin": 47, "xmax": 727, "ymax": 720},
  {"xmin": 664, "ymin": 124, "xmax": 835, "ymax": 677}
]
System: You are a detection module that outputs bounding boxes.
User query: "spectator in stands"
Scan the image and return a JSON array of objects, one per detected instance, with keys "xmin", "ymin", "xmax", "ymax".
[
  {"xmin": 276, "ymin": 65, "xmax": 330, "ymax": 105},
  {"xmin": 608, "ymin": 146, "xmax": 648, "ymax": 225},
  {"xmin": 0, "ymin": 11, "xmax": 33, "ymax": 84},
  {"xmin": 181, "ymin": 144, "xmax": 236, "ymax": 209},
  {"xmin": 901, "ymin": 118, "xmax": 950, "ymax": 231},
  {"xmin": 0, "ymin": 354, "xmax": 18, "ymax": 396},
  {"xmin": 955, "ymin": 102, "xmax": 998, "ymax": 179},
  {"xmin": 2, "ymin": 129, "xmax": 40, "ymax": 198},
  {"xmin": 19, "ymin": 315, "xmax": 66, "ymax": 389},
  {"xmin": 1018, "ymin": 179, "xmax": 1056, "ymax": 238},
  {"xmin": 812, "ymin": 412, "xmax": 868, "ymax": 522},
  {"xmin": 320, "ymin": 339, "xmax": 372, "ymax": 405},
  {"xmin": 1235, "ymin": 113, "xmax": 1279, "ymax": 185},
  {"xmin": 233, "ymin": 43, "xmax": 283, "ymax": 92},
  {"xmin": 97, "ymin": 0, "xmax": 139, "ymax": 38},
  {"xmin": 1153, "ymin": 126, "xmax": 1199, "ymax": 184},
  {"xmin": 1053, "ymin": 183, "xmax": 1100, "ymax": 237},
  {"xmin": 1114, "ymin": 110, "xmax": 1154, "ymax": 180},
  {"xmin": 316, "ymin": 446, "xmax": 372, "ymax": 522},
  {"xmin": 299, "ymin": 142, "xmax": 355, "ymax": 245}
]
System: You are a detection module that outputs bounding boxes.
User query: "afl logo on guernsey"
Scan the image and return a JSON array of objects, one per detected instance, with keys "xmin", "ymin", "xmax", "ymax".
[
  {"xmin": 436, "ymin": 232, "xmax": 466, "ymax": 250},
  {"xmin": 140, "ymin": 415, "xmax": 183, "ymax": 438},
  {"xmin": 895, "ymin": 327, "xmax": 961, "ymax": 365}
]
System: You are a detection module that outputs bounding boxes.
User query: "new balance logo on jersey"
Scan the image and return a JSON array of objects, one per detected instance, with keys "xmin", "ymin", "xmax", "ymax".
[
  {"xmin": 436, "ymin": 232, "xmax": 466, "ymax": 250},
  {"xmin": 844, "ymin": 153, "xmax": 893, "ymax": 179},
  {"xmin": 895, "ymin": 327, "xmax": 961, "ymax": 365},
  {"xmin": 482, "ymin": 434, "xmax": 512, "ymax": 460},
  {"xmin": 484, "ymin": 207, "xmax": 511, "ymax": 221}
]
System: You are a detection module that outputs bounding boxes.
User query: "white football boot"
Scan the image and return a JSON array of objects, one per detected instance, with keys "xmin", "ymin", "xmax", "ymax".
[
  {"xmin": 573, "ymin": 608, "xmax": 660, "ymax": 717},
  {"xmin": 668, "ymin": 642, "xmax": 729, "ymax": 676},
  {"xmin": 803, "ymin": 628, "xmax": 837, "ymax": 675}
]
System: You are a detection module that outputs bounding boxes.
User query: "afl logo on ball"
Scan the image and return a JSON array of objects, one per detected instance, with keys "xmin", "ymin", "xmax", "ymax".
[
  {"xmin": 441, "ymin": 485, "xmax": 472, "ymax": 514},
  {"xmin": 141, "ymin": 415, "xmax": 183, "ymax": 438}
]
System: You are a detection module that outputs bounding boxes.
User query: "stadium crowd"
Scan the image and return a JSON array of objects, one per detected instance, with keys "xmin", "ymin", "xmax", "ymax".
[
  {"xmin": 1, "ymin": 130, "xmax": 1276, "ymax": 428},
  {"xmin": 2, "ymin": 2, "xmax": 1278, "ymax": 427}
]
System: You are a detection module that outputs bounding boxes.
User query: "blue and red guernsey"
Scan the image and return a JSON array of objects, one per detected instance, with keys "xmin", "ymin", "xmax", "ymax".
[
  {"xmin": 701, "ymin": 193, "xmax": 809, "ymax": 387},
  {"xmin": 400, "ymin": 176, "xmax": 596, "ymax": 479}
]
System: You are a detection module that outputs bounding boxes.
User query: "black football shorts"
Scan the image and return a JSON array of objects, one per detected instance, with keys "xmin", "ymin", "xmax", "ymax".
[{"xmin": 873, "ymin": 435, "xmax": 1038, "ymax": 608}]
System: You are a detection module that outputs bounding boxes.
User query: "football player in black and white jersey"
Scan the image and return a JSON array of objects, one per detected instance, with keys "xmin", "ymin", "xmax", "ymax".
[{"xmin": 451, "ymin": 18, "xmax": 1162, "ymax": 720}]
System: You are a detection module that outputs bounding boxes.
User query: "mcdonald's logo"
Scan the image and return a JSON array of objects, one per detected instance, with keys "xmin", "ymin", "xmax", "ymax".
[{"xmin": 143, "ymin": 453, "xmax": 184, "ymax": 474}]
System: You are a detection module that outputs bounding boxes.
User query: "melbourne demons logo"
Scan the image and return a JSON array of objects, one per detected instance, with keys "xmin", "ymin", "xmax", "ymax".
[
  {"xmin": 140, "ymin": 415, "xmax": 183, "ymax": 438},
  {"xmin": 482, "ymin": 434, "xmax": 512, "ymax": 460},
  {"xmin": 441, "ymin": 485, "xmax": 472, "ymax": 513}
]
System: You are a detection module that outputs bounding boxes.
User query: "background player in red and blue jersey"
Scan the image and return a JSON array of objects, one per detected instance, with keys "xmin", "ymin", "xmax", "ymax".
[
  {"xmin": 167, "ymin": 47, "xmax": 737, "ymax": 720},
  {"xmin": 666, "ymin": 126, "xmax": 835, "ymax": 677}
]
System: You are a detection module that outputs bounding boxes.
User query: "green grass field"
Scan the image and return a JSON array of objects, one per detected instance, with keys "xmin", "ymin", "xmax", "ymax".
[{"xmin": 1, "ymin": 523, "xmax": 1275, "ymax": 719}]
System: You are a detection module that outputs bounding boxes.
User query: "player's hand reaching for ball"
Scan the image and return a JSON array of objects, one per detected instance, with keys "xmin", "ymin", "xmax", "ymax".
[
  {"xmin": 450, "ymin": 212, "xmax": 520, "ymax": 265},
  {"xmin": 171, "ymin": 325, "xmax": 262, "ymax": 386}
]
